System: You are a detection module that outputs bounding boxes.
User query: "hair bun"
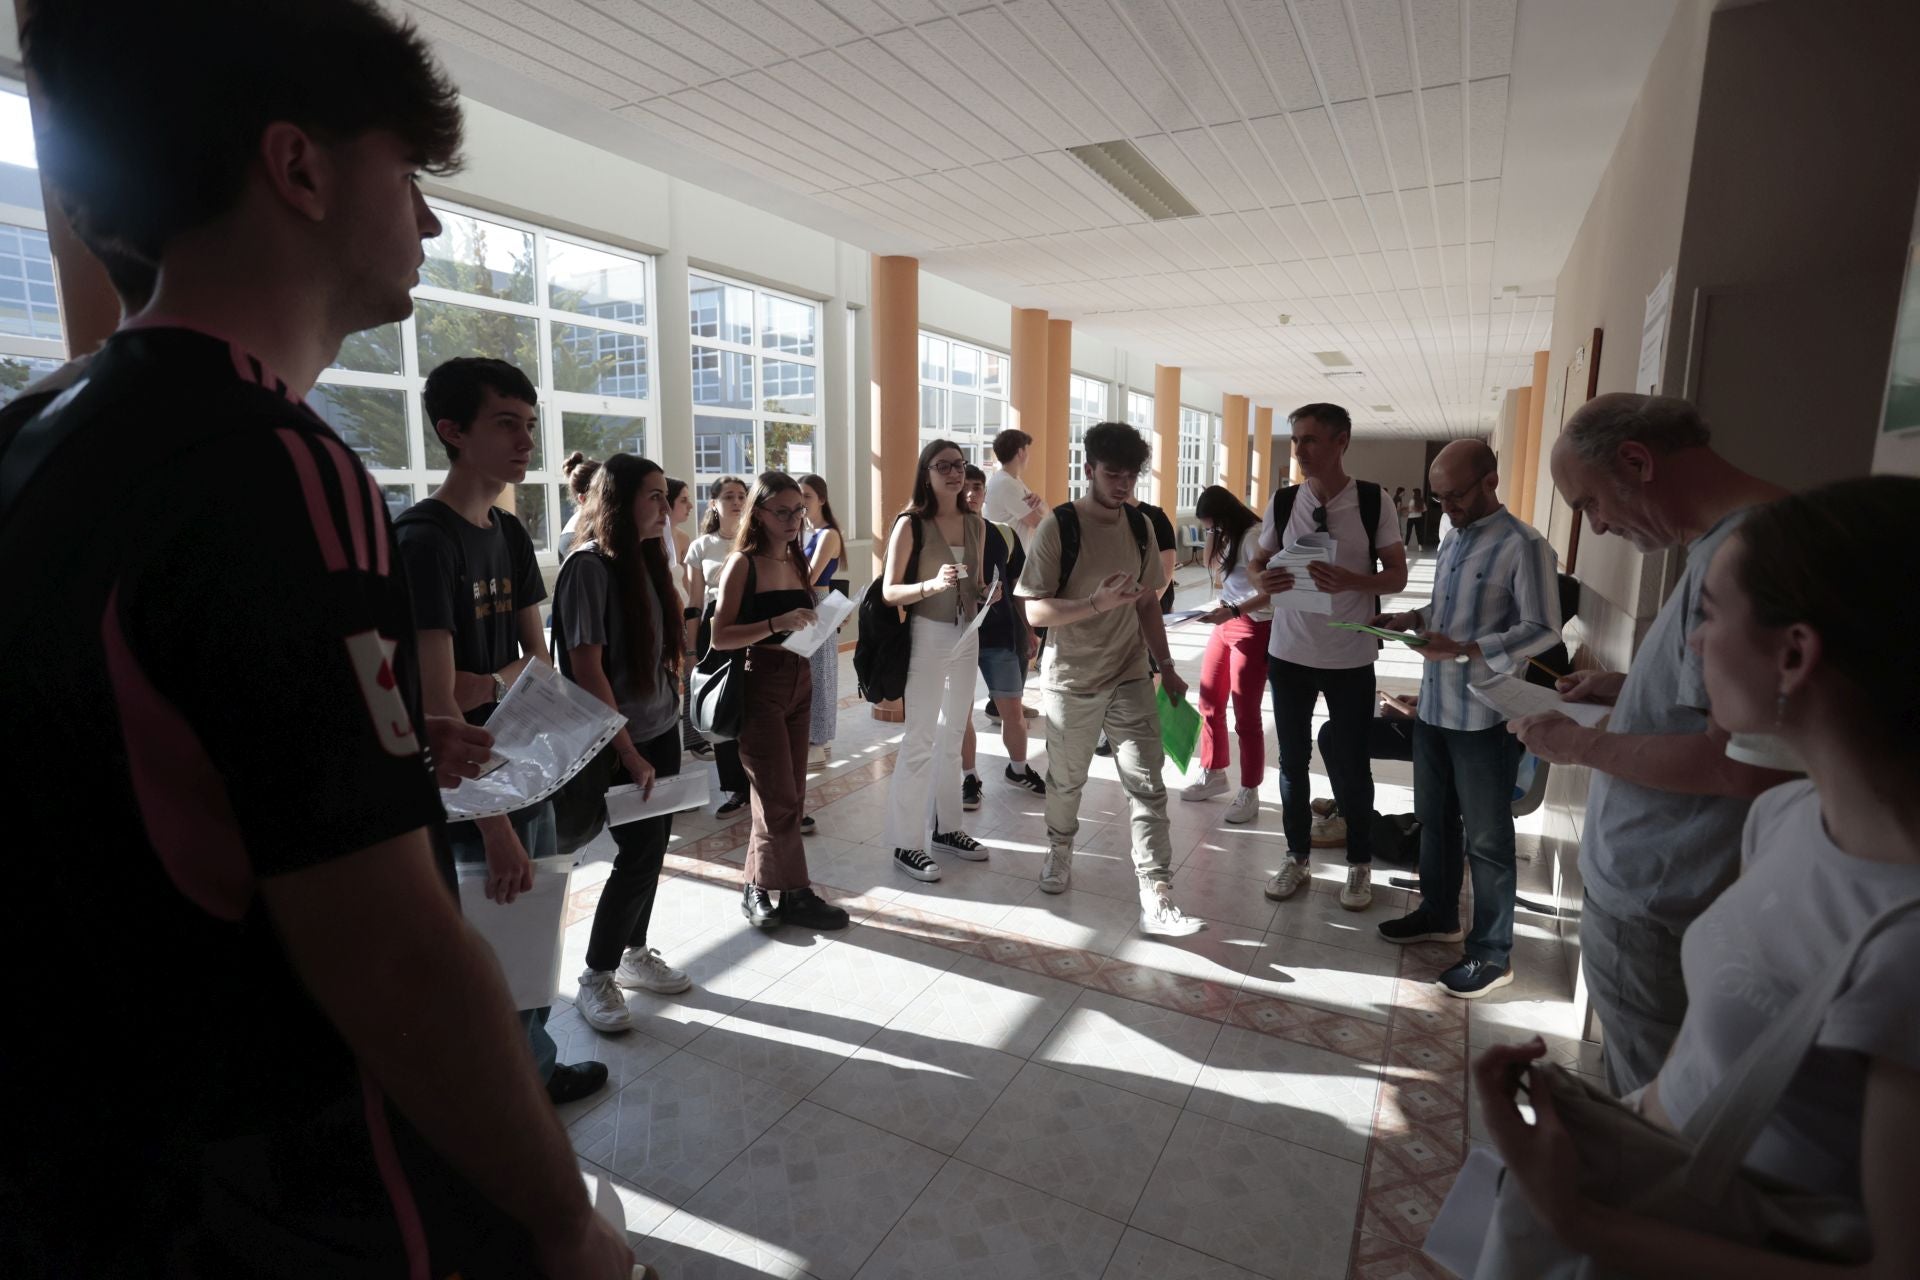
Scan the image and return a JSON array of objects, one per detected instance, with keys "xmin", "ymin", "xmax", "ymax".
[{"xmin": 563, "ymin": 450, "xmax": 589, "ymax": 477}]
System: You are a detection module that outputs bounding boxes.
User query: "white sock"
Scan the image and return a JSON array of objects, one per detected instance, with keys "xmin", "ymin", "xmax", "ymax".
[
  {"xmin": 1009, "ymin": 755, "xmax": 1027, "ymax": 768},
  {"xmin": 966, "ymin": 770, "xmax": 979, "ymax": 781}
]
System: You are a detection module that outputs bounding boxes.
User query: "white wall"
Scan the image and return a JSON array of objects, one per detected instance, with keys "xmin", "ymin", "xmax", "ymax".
[{"xmin": 1341, "ymin": 439, "xmax": 1433, "ymax": 497}]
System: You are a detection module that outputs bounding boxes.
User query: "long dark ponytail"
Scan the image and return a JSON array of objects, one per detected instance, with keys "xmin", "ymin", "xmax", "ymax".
[{"xmin": 582, "ymin": 454, "xmax": 683, "ymax": 694}]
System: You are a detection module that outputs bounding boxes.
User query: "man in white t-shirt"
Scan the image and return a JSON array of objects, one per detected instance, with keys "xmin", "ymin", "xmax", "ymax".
[
  {"xmin": 985, "ymin": 428, "xmax": 1045, "ymax": 534},
  {"xmin": 1251, "ymin": 403, "xmax": 1408, "ymax": 912}
]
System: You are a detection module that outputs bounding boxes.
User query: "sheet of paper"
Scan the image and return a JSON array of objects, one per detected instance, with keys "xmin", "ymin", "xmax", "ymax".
[
  {"xmin": 1468, "ymin": 674, "xmax": 1611, "ymax": 728},
  {"xmin": 454, "ymin": 856, "xmax": 571, "ymax": 1009},
  {"xmin": 949, "ymin": 568, "xmax": 1002, "ymax": 657},
  {"xmin": 441, "ymin": 660, "xmax": 626, "ymax": 821},
  {"xmin": 1163, "ymin": 609, "xmax": 1209, "ymax": 626},
  {"xmin": 605, "ymin": 772, "xmax": 711, "ymax": 826},
  {"xmin": 1424, "ymin": 1144, "xmax": 1503, "ymax": 1278},
  {"xmin": 778, "ymin": 588, "xmax": 855, "ymax": 659}
]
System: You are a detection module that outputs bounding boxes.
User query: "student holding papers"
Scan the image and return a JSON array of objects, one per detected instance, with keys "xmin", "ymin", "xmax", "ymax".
[
  {"xmin": 397, "ymin": 358, "xmax": 608, "ymax": 1102},
  {"xmin": 1371, "ymin": 441, "xmax": 1561, "ymax": 999},
  {"xmin": 555, "ymin": 455, "xmax": 698, "ymax": 1032},
  {"xmin": 1181, "ymin": 486, "xmax": 1272, "ymax": 825},
  {"xmin": 879, "ymin": 441, "xmax": 996, "ymax": 883},
  {"xmin": 960, "ymin": 465, "xmax": 1046, "ymax": 804},
  {"xmin": 800, "ymin": 475, "xmax": 845, "ymax": 769},
  {"xmin": 1251, "ymin": 404, "xmax": 1408, "ymax": 912}
]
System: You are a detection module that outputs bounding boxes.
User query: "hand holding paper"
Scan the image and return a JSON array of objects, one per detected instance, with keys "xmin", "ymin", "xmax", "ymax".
[{"xmin": 778, "ymin": 589, "xmax": 854, "ymax": 658}]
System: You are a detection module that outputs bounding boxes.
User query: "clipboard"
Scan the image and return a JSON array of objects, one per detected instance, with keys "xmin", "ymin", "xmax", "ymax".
[{"xmin": 1328, "ymin": 621, "xmax": 1429, "ymax": 647}]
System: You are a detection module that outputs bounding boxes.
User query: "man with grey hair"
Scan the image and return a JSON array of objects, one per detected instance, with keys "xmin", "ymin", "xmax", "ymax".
[{"xmin": 1511, "ymin": 393, "xmax": 1794, "ymax": 1092}]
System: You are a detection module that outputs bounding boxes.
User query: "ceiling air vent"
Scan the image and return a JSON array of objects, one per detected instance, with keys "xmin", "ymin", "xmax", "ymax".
[
  {"xmin": 1065, "ymin": 140, "xmax": 1200, "ymax": 221},
  {"xmin": 1370, "ymin": 404, "xmax": 1393, "ymax": 412},
  {"xmin": 1311, "ymin": 351, "xmax": 1352, "ymax": 367}
]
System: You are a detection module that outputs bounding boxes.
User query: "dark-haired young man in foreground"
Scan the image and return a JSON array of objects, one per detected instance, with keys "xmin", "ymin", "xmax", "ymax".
[{"xmin": 2, "ymin": 2, "xmax": 633, "ymax": 1274}]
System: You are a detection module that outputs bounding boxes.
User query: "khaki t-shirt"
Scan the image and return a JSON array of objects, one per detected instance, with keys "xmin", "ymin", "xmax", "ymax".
[{"xmin": 1016, "ymin": 502, "xmax": 1164, "ymax": 692}]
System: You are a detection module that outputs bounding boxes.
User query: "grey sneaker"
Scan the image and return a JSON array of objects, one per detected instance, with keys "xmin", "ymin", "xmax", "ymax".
[
  {"xmin": 1338, "ymin": 864, "xmax": 1373, "ymax": 912},
  {"xmin": 615, "ymin": 946, "xmax": 691, "ymax": 994},
  {"xmin": 1264, "ymin": 858, "xmax": 1312, "ymax": 902},
  {"xmin": 1224, "ymin": 787, "xmax": 1260, "ymax": 824},
  {"xmin": 575, "ymin": 970, "xmax": 633, "ymax": 1033},
  {"xmin": 1040, "ymin": 845, "xmax": 1072, "ymax": 894}
]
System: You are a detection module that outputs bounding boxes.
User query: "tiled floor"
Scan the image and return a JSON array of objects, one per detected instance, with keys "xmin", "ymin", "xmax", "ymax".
[{"xmin": 549, "ymin": 555, "xmax": 1594, "ymax": 1279}]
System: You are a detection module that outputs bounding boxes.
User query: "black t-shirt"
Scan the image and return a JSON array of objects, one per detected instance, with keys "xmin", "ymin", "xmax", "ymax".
[
  {"xmin": 0, "ymin": 327, "xmax": 462, "ymax": 1273},
  {"xmin": 1138, "ymin": 500, "xmax": 1178, "ymax": 611},
  {"xmin": 394, "ymin": 497, "xmax": 547, "ymax": 725}
]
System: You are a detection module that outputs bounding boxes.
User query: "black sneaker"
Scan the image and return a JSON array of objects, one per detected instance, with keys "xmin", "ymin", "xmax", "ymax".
[
  {"xmin": 962, "ymin": 774, "xmax": 982, "ymax": 811},
  {"xmin": 1377, "ymin": 911, "xmax": 1465, "ymax": 945},
  {"xmin": 545, "ymin": 1060, "xmax": 609, "ymax": 1105},
  {"xmin": 1439, "ymin": 958, "xmax": 1514, "ymax": 1000},
  {"xmin": 984, "ymin": 699, "xmax": 1001, "ymax": 721},
  {"xmin": 894, "ymin": 847, "xmax": 941, "ymax": 881},
  {"xmin": 716, "ymin": 791, "xmax": 749, "ymax": 817},
  {"xmin": 780, "ymin": 886, "xmax": 850, "ymax": 931},
  {"xmin": 1005, "ymin": 764, "xmax": 1046, "ymax": 795},
  {"xmin": 933, "ymin": 828, "xmax": 987, "ymax": 861},
  {"xmin": 799, "ymin": 814, "xmax": 817, "ymax": 835},
  {"xmin": 742, "ymin": 883, "xmax": 780, "ymax": 928},
  {"xmin": 1095, "ymin": 736, "xmax": 1114, "ymax": 757}
]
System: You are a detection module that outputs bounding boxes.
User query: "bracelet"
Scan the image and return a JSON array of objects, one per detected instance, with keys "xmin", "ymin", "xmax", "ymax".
[{"xmin": 1227, "ymin": 602, "xmax": 1241, "ymax": 618}]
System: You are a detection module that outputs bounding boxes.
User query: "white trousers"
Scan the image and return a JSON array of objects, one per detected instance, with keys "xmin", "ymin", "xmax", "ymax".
[{"xmin": 883, "ymin": 617, "xmax": 979, "ymax": 851}]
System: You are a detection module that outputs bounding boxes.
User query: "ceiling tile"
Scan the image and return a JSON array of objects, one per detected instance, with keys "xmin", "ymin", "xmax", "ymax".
[
  {"xmin": 1468, "ymin": 76, "xmax": 1508, "ymax": 180},
  {"xmin": 1470, "ymin": 0, "xmax": 1519, "ymax": 80},
  {"xmin": 778, "ymin": 54, "xmax": 958, "ymax": 167},
  {"xmin": 1179, "ymin": 0, "xmax": 1283, "ymax": 118},
  {"xmin": 1289, "ymin": 0, "xmax": 1365, "ymax": 103},
  {"xmin": 1351, "ymin": 0, "xmax": 1414, "ymax": 95},
  {"xmin": 1002, "ymin": 0, "xmax": 1161, "ymax": 137},
  {"xmin": 406, "ymin": 4, "xmax": 631, "ymax": 106},
  {"xmin": 873, "ymin": 26, "xmax": 1040, "ymax": 158},
  {"xmin": 1289, "ymin": 107, "xmax": 1357, "ymax": 200},
  {"xmin": 914, "ymin": 18, "xmax": 1083, "ymax": 147},
  {"xmin": 825, "ymin": 42, "xmax": 994, "ymax": 166},
  {"xmin": 1109, "ymin": 0, "xmax": 1242, "ymax": 126},
  {"xmin": 1330, "ymin": 98, "xmax": 1392, "ymax": 193},
  {"xmin": 1410, "ymin": 0, "xmax": 1463, "ymax": 88},
  {"xmin": 641, "ymin": 0, "xmax": 788, "ymax": 67},
  {"xmin": 1420, "ymin": 83, "xmax": 1465, "ymax": 186}
]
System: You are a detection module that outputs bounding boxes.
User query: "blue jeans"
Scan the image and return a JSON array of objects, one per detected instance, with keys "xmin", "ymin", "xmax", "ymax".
[
  {"xmin": 1269, "ymin": 659, "xmax": 1375, "ymax": 862},
  {"xmin": 1411, "ymin": 721, "xmax": 1524, "ymax": 966},
  {"xmin": 449, "ymin": 802, "xmax": 560, "ymax": 1083}
]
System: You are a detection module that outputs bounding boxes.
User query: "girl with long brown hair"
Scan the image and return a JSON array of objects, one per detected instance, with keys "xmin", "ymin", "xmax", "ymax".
[
  {"xmin": 709, "ymin": 472, "xmax": 848, "ymax": 931},
  {"xmin": 799, "ymin": 473, "xmax": 843, "ymax": 764},
  {"xmin": 554, "ymin": 453, "xmax": 693, "ymax": 1033}
]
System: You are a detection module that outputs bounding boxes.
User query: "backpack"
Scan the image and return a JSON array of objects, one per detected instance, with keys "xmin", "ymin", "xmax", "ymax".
[
  {"xmin": 853, "ymin": 514, "xmax": 923, "ymax": 703},
  {"xmin": 1269, "ymin": 480, "xmax": 1385, "ymax": 640},
  {"xmin": 546, "ymin": 544, "xmax": 625, "ymax": 859},
  {"xmin": 1052, "ymin": 501, "xmax": 1151, "ymax": 598}
]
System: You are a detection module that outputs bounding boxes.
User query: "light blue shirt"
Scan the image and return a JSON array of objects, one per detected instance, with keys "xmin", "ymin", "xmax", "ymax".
[{"xmin": 1410, "ymin": 507, "xmax": 1561, "ymax": 732}]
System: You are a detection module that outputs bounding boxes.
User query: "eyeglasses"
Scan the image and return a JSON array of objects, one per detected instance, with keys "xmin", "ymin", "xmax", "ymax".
[
  {"xmin": 763, "ymin": 504, "xmax": 807, "ymax": 523},
  {"xmin": 1430, "ymin": 470, "xmax": 1493, "ymax": 505},
  {"xmin": 928, "ymin": 459, "xmax": 968, "ymax": 477},
  {"xmin": 1312, "ymin": 505, "xmax": 1329, "ymax": 532}
]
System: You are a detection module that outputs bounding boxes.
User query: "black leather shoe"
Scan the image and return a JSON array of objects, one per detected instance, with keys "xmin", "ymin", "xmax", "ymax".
[
  {"xmin": 780, "ymin": 886, "xmax": 850, "ymax": 931},
  {"xmin": 545, "ymin": 1060, "xmax": 609, "ymax": 1105},
  {"xmin": 742, "ymin": 883, "xmax": 780, "ymax": 928}
]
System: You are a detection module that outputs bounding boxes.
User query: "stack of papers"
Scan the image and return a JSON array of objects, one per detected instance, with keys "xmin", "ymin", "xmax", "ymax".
[
  {"xmin": 1467, "ymin": 674, "xmax": 1611, "ymax": 727},
  {"xmin": 604, "ymin": 772, "xmax": 712, "ymax": 827},
  {"xmin": 1271, "ymin": 532, "xmax": 1336, "ymax": 614},
  {"xmin": 442, "ymin": 660, "xmax": 626, "ymax": 820}
]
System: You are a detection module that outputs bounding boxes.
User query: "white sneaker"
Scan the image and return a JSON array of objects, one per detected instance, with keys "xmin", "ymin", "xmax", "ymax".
[
  {"xmin": 1040, "ymin": 845, "xmax": 1072, "ymax": 894},
  {"xmin": 1180, "ymin": 769, "xmax": 1230, "ymax": 802},
  {"xmin": 575, "ymin": 970, "xmax": 634, "ymax": 1033},
  {"xmin": 1224, "ymin": 787, "xmax": 1260, "ymax": 824},
  {"xmin": 615, "ymin": 946, "xmax": 691, "ymax": 994},
  {"xmin": 1264, "ymin": 858, "xmax": 1312, "ymax": 902},
  {"xmin": 1138, "ymin": 882, "xmax": 1205, "ymax": 936},
  {"xmin": 1339, "ymin": 864, "xmax": 1373, "ymax": 912}
]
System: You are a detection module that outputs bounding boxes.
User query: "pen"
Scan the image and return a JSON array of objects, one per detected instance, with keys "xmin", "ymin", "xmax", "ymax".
[{"xmin": 1526, "ymin": 655, "xmax": 1564, "ymax": 682}]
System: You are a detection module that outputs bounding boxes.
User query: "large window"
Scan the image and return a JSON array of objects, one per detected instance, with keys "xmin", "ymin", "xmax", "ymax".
[
  {"xmin": 691, "ymin": 272, "xmax": 822, "ymax": 497},
  {"xmin": 1064, "ymin": 374, "xmax": 1108, "ymax": 500},
  {"xmin": 1178, "ymin": 405, "xmax": 1209, "ymax": 513},
  {"xmin": 1127, "ymin": 391, "xmax": 1158, "ymax": 502},
  {"xmin": 1213, "ymin": 412, "xmax": 1229, "ymax": 490},
  {"xmin": 919, "ymin": 331, "xmax": 1007, "ymax": 466},
  {"xmin": 0, "ymin": 86, "xmax": 65, "ymax": 407},
  {"xmin": 310, "ymin": 199, "xmax": 656, "ymax": 552}
]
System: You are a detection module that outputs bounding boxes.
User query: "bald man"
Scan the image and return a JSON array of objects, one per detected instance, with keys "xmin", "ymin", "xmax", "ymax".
[{"xmin": 1373, "ymin": 440, "xmax": 1561, "ymax": 998}]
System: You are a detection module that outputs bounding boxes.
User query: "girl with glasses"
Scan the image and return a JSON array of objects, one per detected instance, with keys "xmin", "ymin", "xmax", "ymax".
[
  {"xmin": 708, "ymin": 472, "xmax": 849, "ymax": 931},
  {"xmin": 879, "ymin": 440, "xmax": 998, "ymax": 882},
  {"xmin": 683, "ymin": 476, "xmax": 751, "ymax": 803}
]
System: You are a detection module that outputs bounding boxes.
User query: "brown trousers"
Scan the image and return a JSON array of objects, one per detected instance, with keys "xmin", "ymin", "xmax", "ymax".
[{"xmin": 735, "ymin": 646, "xmax": 814, "ymax": 890}]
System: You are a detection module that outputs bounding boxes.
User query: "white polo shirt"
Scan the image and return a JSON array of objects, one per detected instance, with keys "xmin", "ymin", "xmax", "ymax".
[
  {"xmin": 1258, "ymin": 478, "xmax": 1403, "ymax": 670},
  {"xmin": 984, "ymin": 469, "xmax": 1036, "ymax": 528}
]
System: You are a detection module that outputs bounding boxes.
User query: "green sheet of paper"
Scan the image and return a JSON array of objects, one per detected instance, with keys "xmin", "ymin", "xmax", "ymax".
[
  {"xmin": 1157, "ymin": 685, "xmax": 1202, "ymax": 773},
  {"xmin": 1327, "ymin": 621, "xmax": 1429, "ymax": 647}
]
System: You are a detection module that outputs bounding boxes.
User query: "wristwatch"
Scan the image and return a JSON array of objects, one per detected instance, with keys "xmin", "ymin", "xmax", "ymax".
[
  {"xmin": 1227, "ymin": 602, "xmax": 1241, "ymax": 618},
  {"xmin": 491, "ymin": 671, "xmax": 509, "ymax": 702}
]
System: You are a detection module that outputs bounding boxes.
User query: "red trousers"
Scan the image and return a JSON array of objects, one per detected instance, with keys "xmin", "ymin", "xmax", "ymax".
[{"xmin": 1198, "ymin": 615, "xmax": 1270, "ymax": 786}]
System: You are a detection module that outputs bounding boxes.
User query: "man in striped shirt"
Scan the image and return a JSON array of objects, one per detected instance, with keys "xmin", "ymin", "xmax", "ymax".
[{"xmin": 1374, "ymin": 440, "xmax": 1561, "ymax": 999}]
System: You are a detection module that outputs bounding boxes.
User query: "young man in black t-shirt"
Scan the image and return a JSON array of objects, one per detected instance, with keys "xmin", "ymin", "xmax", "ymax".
[
  {"xmin": 3, "ymin": 3, "xmax": 634, "ymax": 1276},
  {"xmin": 397, "ymin": 357, "xmax": 607, "ymax": 1106}
]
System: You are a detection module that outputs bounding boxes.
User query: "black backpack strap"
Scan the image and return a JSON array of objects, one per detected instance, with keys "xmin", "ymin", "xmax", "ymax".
[
  {"xmin": 1357, "ymin": 481, "xmax": 1382, "ymax": 571},
  {"xmin": 1271, "ymin": 484, "xmax": 1299, "ymax": 536},
  {"xmin": 1052, "ymin": 502, "xmax": 1080, "ymax": 599},
  {"xmin": 393, "ymin": 499, "xmax": 470, "ymax": 589},
  {"xmin": 1122, "ymin": 503, "xmax": 1150, "ymax": 571}
]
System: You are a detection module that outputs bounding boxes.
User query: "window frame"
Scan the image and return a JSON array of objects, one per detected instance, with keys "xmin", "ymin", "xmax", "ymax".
[
  {"xmin": 689, "ymin": 268, "xmax": 824, "ymax": 493},
  {"xmin": 918, "ymin": 329, "xmax": 1008, "ymax": 468}
]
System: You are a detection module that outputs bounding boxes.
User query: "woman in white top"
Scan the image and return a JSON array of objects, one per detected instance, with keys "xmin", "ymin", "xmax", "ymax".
[
  {"xmin": 879, "ymin": 439, "xmax": 996, "ymax": 883},
  {"xmin": 1478, "ymin": 475, "xmax": 1920, "ymax": 1278},
  {"xmin": 1180, "ymin": 486, "xmax": 1272, "ymax": 824},
  {"xmin": 682, "ymin": 475, "xmax": 751, "ymax": 811},
  {"xmin": 556, "ymin": 451, "xmax": 599, "ymax": 559}
]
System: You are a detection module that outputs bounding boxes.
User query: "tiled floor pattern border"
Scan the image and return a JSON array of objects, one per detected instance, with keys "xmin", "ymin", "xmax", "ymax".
[{"xmin": 564, "ymin": 749, "xmax": 1473, "ymax": 1277}]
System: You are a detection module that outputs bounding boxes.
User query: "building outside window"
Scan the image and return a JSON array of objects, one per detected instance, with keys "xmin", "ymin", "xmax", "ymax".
[
  {"xmin": 1178, "ymin": 405, "xmax": 1208, "ymax": 513},
  {"xmin": 309, "ymin": 198, "xmax": 656, "ymax": 553},
  {"xmin": 1064, "ymin": 374, "xmax": 1108, "ymax": 500},
  {"xmin": 0, "ymin": 86, "xmax": 65, "ymax": 407},
  {"xmin": 919, "ymin": 331, "xmax": 1007, "ymax": 467},
  {"xmin": 691, "ymin": 272, "xmax": 822, "ymax": 500}
]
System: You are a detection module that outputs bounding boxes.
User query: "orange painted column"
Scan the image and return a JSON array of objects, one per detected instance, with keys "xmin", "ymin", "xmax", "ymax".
[
  {"xmin": 1511, "ymin": 386, "xmax": 1535, "ymax": 521},
  {"xmin": 1254, "ymin": 405, "xmax": 1275, "ymax": 505},
  {"xmin": 1516, "ymin": 349, "xmax": 1550, "ymax": 526},
  {"xmin": 871, "ymin": 255, "xmax": 920, "ymax": 564},
  {"xmin": 1044, "ymin": 317, "xmax": 1072, "ymax": 504},
  {"xmin": 1222, "ymin": 394, "xmax": 1249, "ymax": 503},
  {"xmin": 1153, "ymin": 364, "xmax": 1180, "ymax": 510},
  {"xmin": 1010, "ymin": 306, "xmax": 1050, "ymax": 500}
]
